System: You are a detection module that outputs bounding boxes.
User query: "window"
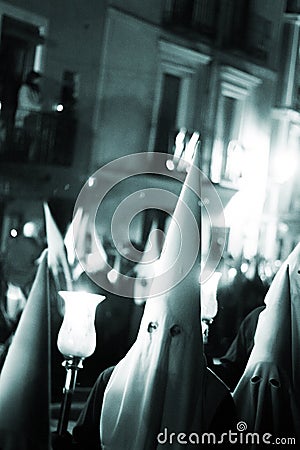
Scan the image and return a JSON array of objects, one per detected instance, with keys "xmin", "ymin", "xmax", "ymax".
[
  {"xmin": 210, "ymin": 66, "xmax": 261, "ymax": 187},
  {"xmin": 154, "ymin": 73, "xmax": 181, "ymax": 153},
  {"xmin": 0, "ymin": 4, "xmax": 47, "ymax": 162},
  {"xmin": 149, "ymin": 40, "xmax": 211, "ymax": 154}
]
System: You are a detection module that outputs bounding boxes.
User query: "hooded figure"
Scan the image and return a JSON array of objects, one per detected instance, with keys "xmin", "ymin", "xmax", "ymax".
[
  {"xmin": 0, "ymin": 251, "xmax": 51, "ymax": 450},
  {"xmin": 133, "ymin": 219, "xmax": 162, "ymax": 306},
  {"xmin": 233, "ymin": 243, "xmax": 300, "ymax": 446},
  {"xmin": 43, "ymin": 202, "xmax": 73, "ymax": 292},
  {"xmin": 93, "ymin": 150, "xmax": 234, "ymax": 450},
  {"xmin": 65, "ymin": 207, "xmax": 107, "ymax": 281}
]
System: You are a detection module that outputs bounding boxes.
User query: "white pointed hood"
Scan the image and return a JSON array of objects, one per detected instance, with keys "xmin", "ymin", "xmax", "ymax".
[
  {"xmin": 100, "ymin": 151, "xmax": 229, "ymax": 449},
  {"xmin": 0, "ymin": 251, "xmax": 51, "ymax": 449},
  {"xmin": 233, "ymin": 243, "xmax": 300, "ymax": 442},
  {"xmin": 71, "ymin": 209, "xmax": 108, "ymax": 280},
  {"xmin": 133, "ymin": 220, "xmax": 162, "ymax": 305},
  {"xmin": 64, "ymin": 207, "xmax": 83, "ymax": 266},
  {"xmin": 43, "ymin": 202, "xmax": 72, "ymax": 290}
]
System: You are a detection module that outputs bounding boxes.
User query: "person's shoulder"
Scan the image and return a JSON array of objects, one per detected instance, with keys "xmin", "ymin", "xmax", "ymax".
[
  {"xmin": 102, "ymin": 366, "xmax": 115, "ymax": 384},
  {"xmin": 205, "ymin": 366, "xmax": 232, "ymax": 396},
  {"xmin": 248, "ymin": 305, "xmax": 265, "ymax": 318},
  {"xmin": 92, "ymin": 365, "xmax": 115, "ymax": 393},
  {"xmin": 204, "ymin": 369, "xmax": 233, "ymax": 408},
  {"xmin": 204, "ymin": 367, "xmax": 236, "ymax": 432},
  {"xmin": 242, "ymin": 305, "xmax": 265, "ymax": 329}
]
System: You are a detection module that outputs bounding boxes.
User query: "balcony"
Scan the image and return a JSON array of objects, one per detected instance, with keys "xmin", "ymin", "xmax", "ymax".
[
  {"xmin": 0, "ymin": 110, "xmax": 77, "ymax": 167},
  {"xmin": 162, "ymin": 0, "xmax": 219, "ymax": 41},
  {"xmin": 286, "ymin": 0, "xmax": 300, "ymax": 13},
  {"xmin": 162, "ymin": 0, "xmax": 272, "ymax": 65}
]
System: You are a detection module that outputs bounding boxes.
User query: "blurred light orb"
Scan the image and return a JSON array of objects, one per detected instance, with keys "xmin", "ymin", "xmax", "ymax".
[
  {"xmin": 241, "ymin": 262, "xmax": 249, "ymax": 274},
  {"xmin": 23, "ymin": 221, "xmax": 37, "ymax": 238},
  {"xmin": 107, "ymin": 268, "xmax": 119, "ymax": 284},
  {"xmin": 228, "ymin": 267, "xmax": 237, "ymax": 281},
  {"xmin": 88, "ymin": 177, "xmax": 95, "ymax": 187},
  {"xmin": 166, "ymin": 159, "xmax": 175, "ymax": 171}
]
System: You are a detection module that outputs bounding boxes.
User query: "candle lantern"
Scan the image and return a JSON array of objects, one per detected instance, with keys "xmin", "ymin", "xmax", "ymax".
[{"xmin": 56, "ymin": 290, "xmax": 106, "ymax": 436}]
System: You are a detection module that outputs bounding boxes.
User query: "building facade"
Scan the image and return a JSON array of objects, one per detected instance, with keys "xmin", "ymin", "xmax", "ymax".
[{"xmin": 0, "ymin": 0, "xmax": 298, "ymax": 269}]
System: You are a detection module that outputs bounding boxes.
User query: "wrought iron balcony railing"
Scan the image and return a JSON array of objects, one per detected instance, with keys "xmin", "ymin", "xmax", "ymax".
[{"xmin": 0, "ymin": 110, "xmax": 77, "ymax": 166}]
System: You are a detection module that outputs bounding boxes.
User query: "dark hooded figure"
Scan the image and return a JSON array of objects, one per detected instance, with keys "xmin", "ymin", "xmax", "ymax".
[{"xmin": 212, "ymin": 305, "xmax": 265, "ymax": 391}]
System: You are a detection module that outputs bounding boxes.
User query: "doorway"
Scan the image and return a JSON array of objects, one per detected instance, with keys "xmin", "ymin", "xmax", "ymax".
[{"xmin": 0, "ymin": 14, "xmax": 44, "ymax": 144}]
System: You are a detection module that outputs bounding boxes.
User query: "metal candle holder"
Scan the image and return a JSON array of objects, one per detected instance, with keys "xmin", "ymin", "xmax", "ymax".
[{"xmin": 56, "ymin": 356, "xmax": 84, "ymax": 436}]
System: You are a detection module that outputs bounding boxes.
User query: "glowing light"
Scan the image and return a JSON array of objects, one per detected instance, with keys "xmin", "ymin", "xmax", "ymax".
[
  {"xmin": 228, "ymin": 267, "xmax": 237, "ymax": 281},
  {"xmin": 224, "ymin": 140, "xmax": 245, "ymax": 186},
  {"xmin": 107, "ymin": 268, "xmax": 119, "ymax": 284},
  {"xmin": 224, "ymin": 192, "xmax": 244, "ymax": 227},
  {"xmin": 23, "ymin": 221, "xmax": 37, "ymax": 238},
  {"xmin": 173, "ymin": 128, "xmax": 186, "ymax": 160},
  {"xmin": 183, "ymin": 131, "xmax": 200, "ymax": 165},
  {"xmin": 176, "ymin": 131, "xmax": 200, "ymax": 172},
  {"xmin": 241, "ymin": 262, "xmax": 249, "ymax": 274},
  {"xmin": 272, "ymin": 152, "xmax": 296, "ymax": 184},
  {"xmin": 88, "ymin": 177, "xmax": 95, "ymax": 187},
  {"xmin": 10, "ymin": 229, "xmax": 18, "ymax": 238},
  {"xmin": 57, "ymin": 290, "xmax": 105, "ymax": 358},
  {"xmin": 107, "ymin": 254, "xmax": 121, "ymax": 284},
  {"xmin": 56, "ymin": 104, "xmax": 64, "ymax": 112},
  {"xmin": 200, "ymin": 271, "xmax": 222, "ymax": 319},
  {"xmin": 200, "ymin": 271, "xmax": 221, "ymax": 345},
  {"xmin": 278, "ymin": 222, "xmax": 289, "ymax": 233},
  {"xmin": 166, "ymin": 159, "xmax": 175, "ymax": 171},
  {"xmin": 264, "ymin": 263, "xmax": 273, "ymax": 279},
  {"xmin": 210, "ymin": 139, "xmax": 223, "ymax": 183}
]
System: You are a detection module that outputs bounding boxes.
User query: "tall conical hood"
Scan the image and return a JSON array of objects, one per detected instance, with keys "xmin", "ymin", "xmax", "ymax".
[
  {"xmin": 43, "ymin": 202, "xmax": 72, "ymax": 290},
  {"xmin": 0, "ymin": 251, "xmax": 51, "ymax": 449},
  {"xmin": 137, "ymin": 149, "xmax": 202, "ymax": 334},
  {"xmin": 100, "ymin": 150, "xmax": 218, "ymax": 449},
  {"xmin": 133, "ymin": 219, "xmax": 163, "ymax": 305},
  {"xmin": 86, "ymin": 220, "xmax": 107, "ymax": 274},
  {"xmin": 246, "ymin": 246, "xmax": 300, "ymax": 373},
  {"xmin": 233, "ymin": 243, "xmax": 300, "ymax": 441},
  {"xmin": 64, "ymin": 206, "xmax": 83, "ymax": 266},
  {"xmin": 70, "ymin": 209, "xmax": 107, "ymax": 280}
]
